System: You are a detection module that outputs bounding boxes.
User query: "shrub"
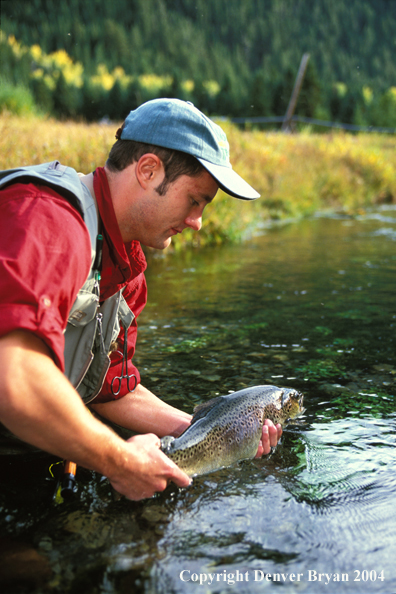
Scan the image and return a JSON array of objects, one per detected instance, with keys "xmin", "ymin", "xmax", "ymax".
[{"xmin": 0, "ymin": 78, "xmax": 38, "ymax": 116}]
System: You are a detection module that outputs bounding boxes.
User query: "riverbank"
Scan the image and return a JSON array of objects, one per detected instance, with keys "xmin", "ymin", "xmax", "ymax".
[{"xmin": 1, "ymin": 113, "xmax": 395, "ymax": 248}]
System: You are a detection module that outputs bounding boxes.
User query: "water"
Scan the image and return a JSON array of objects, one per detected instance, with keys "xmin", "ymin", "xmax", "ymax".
[{"xmin": 1, "ymin": 208, "xmax": 395, "ymax": 593}]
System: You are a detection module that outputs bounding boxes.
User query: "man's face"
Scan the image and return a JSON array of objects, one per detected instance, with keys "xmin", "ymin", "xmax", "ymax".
[{"xmin": 132, "ymin": 170, "xmax": 219, "ymax": 250}]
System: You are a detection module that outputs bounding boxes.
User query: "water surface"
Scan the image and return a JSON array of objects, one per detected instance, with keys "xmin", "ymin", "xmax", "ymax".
[{"xmin": 1, "ymin": 208, "xmax": 395, "ymax": 593}]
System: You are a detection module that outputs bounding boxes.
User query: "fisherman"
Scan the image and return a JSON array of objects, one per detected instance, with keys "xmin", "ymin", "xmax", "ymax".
[{"xmin": 0, "ymin": 98, "xmax": 282, "ymax": 500}]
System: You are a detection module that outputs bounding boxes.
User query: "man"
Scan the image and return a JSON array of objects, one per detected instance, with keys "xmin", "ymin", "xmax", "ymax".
[{"xmin": 0, "ymin": 99, "xmax": 281, "ymax": 500}]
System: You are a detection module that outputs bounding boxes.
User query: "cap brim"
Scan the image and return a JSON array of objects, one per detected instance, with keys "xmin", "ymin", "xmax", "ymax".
[{"xmin": 197, "ymin": 158, "xmax": 260, "ymax": 200}]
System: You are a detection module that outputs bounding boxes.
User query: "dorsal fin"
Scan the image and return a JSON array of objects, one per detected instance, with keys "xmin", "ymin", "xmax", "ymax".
[{"xmin": 191, "ymin": 395, "xmax": 225, "ymax": 425}]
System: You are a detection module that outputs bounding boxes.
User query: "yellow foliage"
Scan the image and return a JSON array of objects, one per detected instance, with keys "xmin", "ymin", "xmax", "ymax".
[
  {"xmin": 385, "ymin": 87, "xmax": 396, "ymax": 103},
  {"xmin": 90, "ymin": 64, "xmax": 134, "ymax": 90},
  {"xmin": 43, "ymin": 50, "xmax": 84, "ymax": 87},
  {"xmin": 91, "ymin": 64, "xmax": 115, "ymax": 90},
  {"xmin": 30, "ymin": 69, "xmax": 56, "ymax": 91},
  {"xmin": 182, "ymin": 80, "xmax": 195, "ymax": 93},
  {"xmin": 138, "ymin": 74, "xmax": 172, "ymax": 92},
  {"xmin": 30, "ymin": 44, "xmax": 42, "ymax": 61},
  {"xmin": 3, "ymin": 31, "xmax": 84, "ymax": 88},
  {"xmin": 203, "ymin": 80, "xmax": 221, "ymax": 97},
  {"xmin": 113, "ymin": 66, "xmax": 126, "ymax": 81},
  {"xmin": 4, "ymin": 33, "xmax": 27, "ymax": 58},
  {"xmin": 334, "ymin": 82, "xmax": 347, "ymax": 97},
  {"xmin": 362, "ymin": 86, "xmax": 373, "ymax": 105}
]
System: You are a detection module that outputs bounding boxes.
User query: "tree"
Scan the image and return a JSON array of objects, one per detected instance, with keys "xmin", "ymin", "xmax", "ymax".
[
  {"xmin": 53, "ymin": 71, "xmax": 80, "ymax": 118},
  {"xmin": 250, "ymin": 70, "xmax": 272, "ymax": 116}
]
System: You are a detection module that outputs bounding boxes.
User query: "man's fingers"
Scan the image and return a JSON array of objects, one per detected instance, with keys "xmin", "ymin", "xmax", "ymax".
[
  {"xmin": 261, "ymin": 424, "xmax": 271, "ymax": 456},
  {"xmin": 157, "ymin": 445, "xmax": 192, "ymax": 488},
  {"xmin": 108, "ymin": 433, "xmax": 191, "ymax": 500},
  {"xmin": 263, "ymin": 419, "xmax": 282, "ymax": 447},
  {"xmin": 268, "ymin": 422, "xmax": 281, "ymax": 448},
  {"xmin": 255, "ymin": 420, "xmax": 284, "ymax": 457},
  {"xmin": 255, "ymin": 437, "xmax": 265, "ymax": 458},
  {"xmin": 275, "ymin": 422, "xmax": 283, "ymax": 444},
  {"xmin": 167, "ymin": 463, "xmax": 192, "ymax": 488}
]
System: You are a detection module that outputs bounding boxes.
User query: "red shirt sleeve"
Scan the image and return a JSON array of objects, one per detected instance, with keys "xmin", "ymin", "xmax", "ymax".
[{"xmin": 0, "ymin": 183, "xmax": 91, "ymax": 370}]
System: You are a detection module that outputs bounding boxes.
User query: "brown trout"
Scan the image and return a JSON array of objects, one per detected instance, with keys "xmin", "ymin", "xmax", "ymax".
[{"xmin": 160, "ymin": 384, "xmax": 304, "ymax": 477}]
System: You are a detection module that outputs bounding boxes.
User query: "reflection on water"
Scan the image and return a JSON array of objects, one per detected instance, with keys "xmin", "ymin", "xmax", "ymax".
[{"xmin": 1, "ymin": 208, "xmax": 396, "ymax": 593}]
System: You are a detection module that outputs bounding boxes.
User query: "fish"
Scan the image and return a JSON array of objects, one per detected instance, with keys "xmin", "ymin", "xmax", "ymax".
[{"xmin": 160, "ymin": 384, "xmax": 304, "ymax": 477}]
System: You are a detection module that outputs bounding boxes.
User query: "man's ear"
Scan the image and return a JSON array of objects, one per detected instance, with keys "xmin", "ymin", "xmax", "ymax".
[{"xmin": 135, "ymin": 153, "xmax": 164, "ymax": 188}]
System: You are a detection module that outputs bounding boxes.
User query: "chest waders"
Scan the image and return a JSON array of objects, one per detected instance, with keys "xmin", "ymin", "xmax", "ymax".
[{"xmin": 0, "ymin": 161, "xmax": 135, "ymax": 404}]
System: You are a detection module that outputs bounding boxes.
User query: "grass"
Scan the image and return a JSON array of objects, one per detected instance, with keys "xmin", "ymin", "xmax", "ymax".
[{"xmin": 1, "ymin": 112, "xmax": 396, "ymax": 248}]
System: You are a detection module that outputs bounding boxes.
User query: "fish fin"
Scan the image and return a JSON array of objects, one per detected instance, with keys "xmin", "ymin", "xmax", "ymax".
[{"xmin": 191, "ymin": 395, "xmax": 225, "ymax": 425}]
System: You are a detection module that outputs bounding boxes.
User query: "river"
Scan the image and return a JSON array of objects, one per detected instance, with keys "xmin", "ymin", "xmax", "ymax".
[{"xmin": 1, "ymin": 207, "xmax": 395, "ymax": 593}]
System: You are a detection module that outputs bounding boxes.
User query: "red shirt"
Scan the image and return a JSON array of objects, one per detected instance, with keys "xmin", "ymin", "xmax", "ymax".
[{"xmin": 0, "ymin": 167, "xmax": 147, "ymax": 402}]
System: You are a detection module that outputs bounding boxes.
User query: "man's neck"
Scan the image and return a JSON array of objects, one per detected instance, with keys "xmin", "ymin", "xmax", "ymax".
[{"xmin": 79, "ymin": 172, "xmax": 95, "ymax": 200}]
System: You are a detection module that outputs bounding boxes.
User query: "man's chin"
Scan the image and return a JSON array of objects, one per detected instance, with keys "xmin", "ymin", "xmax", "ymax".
[
  {"xmin": 162, "ymin": 237, "xmax": 172, "ymax": 250},
  {"xmin": 143, "ymin": 237, "xmax": 172, "ymax": 250}
]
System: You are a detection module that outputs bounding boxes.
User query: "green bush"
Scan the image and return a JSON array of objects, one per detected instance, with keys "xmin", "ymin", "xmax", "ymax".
[{"xmin": 0, "ymin": 78, "xmax": 38, "ymax": 115}]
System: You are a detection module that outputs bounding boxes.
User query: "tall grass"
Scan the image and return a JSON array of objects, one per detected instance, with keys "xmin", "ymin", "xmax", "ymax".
[{"xmin": 1, "ymin": 113, "xmax": 395, "ymax": 248}]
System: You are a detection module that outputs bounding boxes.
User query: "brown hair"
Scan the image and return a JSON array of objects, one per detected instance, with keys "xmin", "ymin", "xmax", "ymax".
[{"xmin": 106, "ymin": 127, "xmax": 205, "ymax": 195}]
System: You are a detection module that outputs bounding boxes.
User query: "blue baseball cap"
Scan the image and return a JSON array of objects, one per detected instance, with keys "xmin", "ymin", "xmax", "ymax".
[{"xmin": 119, "ymin": 98, "xmax": 260, "ymax": 200}]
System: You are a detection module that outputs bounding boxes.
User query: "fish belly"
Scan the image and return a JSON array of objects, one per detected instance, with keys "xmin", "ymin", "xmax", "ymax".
[{"xmin": 166, "ymin": 417, "xmax": 263, "ymax": 477}]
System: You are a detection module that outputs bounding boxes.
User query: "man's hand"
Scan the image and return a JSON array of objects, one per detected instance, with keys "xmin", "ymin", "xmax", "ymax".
[
  {"xmin": 255, "ymin": 419, "xmax": 283, "ymax": 458},
  {"xmin": 107, "ymin": 433, "xmax": 191, "ymax": 500}
]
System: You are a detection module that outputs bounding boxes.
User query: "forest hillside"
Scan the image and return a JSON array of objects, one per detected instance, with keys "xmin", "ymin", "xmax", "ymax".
[{"xmin": 1, "ymin": 0, "xmax": 396, "ymax": 126}]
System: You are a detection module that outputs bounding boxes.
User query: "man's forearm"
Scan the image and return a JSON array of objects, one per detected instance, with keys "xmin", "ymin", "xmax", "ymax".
[
  {"xmin": 90, "ymin": 383, "xmax": 192, "ymax": 438},
  {"xmin": 0, "ymin": 331, "xmax": 128, "ymax": 472},
  {"xmin": 0, "ymin": 331, "xmax": 191, "ymax": 499}
]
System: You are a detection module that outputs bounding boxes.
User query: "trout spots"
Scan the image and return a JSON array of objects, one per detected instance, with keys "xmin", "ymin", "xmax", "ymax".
[{"xmin": 161, "ymin": 385, "xmax": 304, "ymax": 476}]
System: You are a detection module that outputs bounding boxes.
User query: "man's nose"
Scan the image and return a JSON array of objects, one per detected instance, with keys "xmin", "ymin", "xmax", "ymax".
[{"xmin": 185, "ymin": 213, "xmax": 202, "ymax": 232}]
